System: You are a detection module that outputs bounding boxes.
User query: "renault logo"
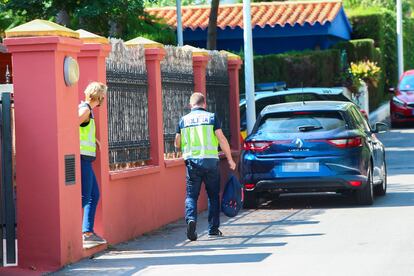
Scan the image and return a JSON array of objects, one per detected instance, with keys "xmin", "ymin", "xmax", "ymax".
[{"xmin": 294, "ymin": 138, "xmax": 304, "ymax": 148}]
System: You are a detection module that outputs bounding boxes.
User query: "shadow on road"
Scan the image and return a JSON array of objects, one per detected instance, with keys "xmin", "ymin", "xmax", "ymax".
[{"xmin": 56, "ymin": 205, "xmax": 327, "ymax": 275}]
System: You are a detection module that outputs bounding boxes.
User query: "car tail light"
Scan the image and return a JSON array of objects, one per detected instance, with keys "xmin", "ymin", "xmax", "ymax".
[
  {"xmin": 293, "ymin": 111, "xmax": 312, "ymax": 115},
  {"xmin": 243, "ymin": 141, "xmax": 273, "ymax": 151},
  {"xmin": 243, "ymin": 140, "xmax": 290, "ymax": 152},
  {"xmin": 326, "ymin": 137, "xmax": 363, "ymax": 148},
  {"xmin": 360, "ymin": 110, "xmax": 369, "ymax": 120},
  {"xmin": 245, "ymin": 183, "xmax": 255, "ymax": 190},
  {"xmin": 349, "ymin": 181, "xmax": 362, "ymax": 187}
]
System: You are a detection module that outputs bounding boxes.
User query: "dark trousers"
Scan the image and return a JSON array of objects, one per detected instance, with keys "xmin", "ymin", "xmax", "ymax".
[{"xmin": 185, "ymin": 159, "xmax": 220, "ymax": 233}]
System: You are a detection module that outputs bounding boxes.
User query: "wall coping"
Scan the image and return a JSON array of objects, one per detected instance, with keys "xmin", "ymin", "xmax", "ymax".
[
  {"xmin": 76, "ymin": 29, "xmax": 109, "ymax": 44},
  {"xmin": 109, "ymin": 165, "xmax": 161, "ymax": 180},
  {"xmin": 125, "ymin": 37, "xmax": 164, "ymax": 49},
  {"xmin": 6, "ymin": 19, "xmax": 79, "ymax": 39}
]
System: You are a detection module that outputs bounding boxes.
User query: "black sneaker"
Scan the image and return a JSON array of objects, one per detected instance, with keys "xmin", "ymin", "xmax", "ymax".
[
  {"xmin": 208, "ymin": 229, "xmax": 223, "ymax": 238},
  {"xmin": 186, "ymin": 220, "xmax": 197, "ymax": 241}
]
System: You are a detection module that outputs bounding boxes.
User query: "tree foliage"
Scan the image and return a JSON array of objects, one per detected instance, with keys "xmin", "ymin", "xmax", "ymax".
[{"xmin": 0, "ymin": 0, "xmax": 176, "ymax": 42}]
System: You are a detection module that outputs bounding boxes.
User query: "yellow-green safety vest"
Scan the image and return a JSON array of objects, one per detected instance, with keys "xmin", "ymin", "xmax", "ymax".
[
  {"xmin": 80, "ymin": 107, "xmax": 96, "ymax": 157},
  {"xmin": 180, "ymin": 114, "xmax": 219, "ymax": 160}
]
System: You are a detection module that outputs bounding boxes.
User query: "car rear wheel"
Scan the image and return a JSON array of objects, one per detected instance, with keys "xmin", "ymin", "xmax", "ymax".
[
  {"xmin": 243, "ymin": 190, "xmax": 258, "ymax": 209},
  {"xmin": 374, "ymin": 161, "xmax": 387, "ymax": 196},
  {"xmin": 355, "ymin": 165, "xmax": 374, "ymax": 205}
]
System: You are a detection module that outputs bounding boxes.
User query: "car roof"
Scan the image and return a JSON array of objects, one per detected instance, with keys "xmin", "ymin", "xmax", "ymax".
[
  {"xmin": 261, "ymin": 100, "xmax": 352, "ymax": 115},
  {"xmin": 403, "ymin": 70, "xmax": 414, "ymax": 76},
  {"xmin": 239, "ymin": 87, "xmax": 346, "ymax": 106}
]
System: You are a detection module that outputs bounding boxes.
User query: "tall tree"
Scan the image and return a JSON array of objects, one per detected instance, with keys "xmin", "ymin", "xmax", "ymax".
[
  {"xmin": 1, "ymin": 0, "xmax": 147, "ymax": 39},
  {"xmin": 206, "ymin": 0, "xmax": 219, "ymax": 50}
]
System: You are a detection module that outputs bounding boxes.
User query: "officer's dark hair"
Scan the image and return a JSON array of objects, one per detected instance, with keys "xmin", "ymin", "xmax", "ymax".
[{"xmin": 190, "ymin": 92, "xmax": 205, "ymax": 106}]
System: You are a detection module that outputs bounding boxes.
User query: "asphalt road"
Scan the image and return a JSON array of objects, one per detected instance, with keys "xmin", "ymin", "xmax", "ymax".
[{"xmin": 56, "ymin": 128, "xmax": 414, "ymax": 276}]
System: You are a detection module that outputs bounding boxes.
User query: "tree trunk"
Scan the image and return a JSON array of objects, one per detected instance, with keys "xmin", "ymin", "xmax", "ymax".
[
  {"xmin": 109, "ymin": 20, "xmax": 123, "ymax": 38},
  {"xmin": 56, "ymin": 9, "xmax": 70, "ymax": 26},
  {"xmin": 207, "ymin": 0, "xmax": 219, "ymax": 50}
]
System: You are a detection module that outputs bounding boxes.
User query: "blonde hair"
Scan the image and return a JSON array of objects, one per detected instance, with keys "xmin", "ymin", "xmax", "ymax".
[
  {"xmin": 189, "ymin": 92, "xmax": 205, "ymax": 106},
  {"xmin": 84, "ymin": 82, "xmax": 107, "ymax": 102}
]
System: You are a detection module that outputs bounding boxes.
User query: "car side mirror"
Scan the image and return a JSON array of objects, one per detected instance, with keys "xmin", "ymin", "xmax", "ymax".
[
  {"xmin": 389, "ymin": 87, "xmax": 395, "ymax": 93},
  {"xmin": 373, "ymin": 122, "xmax": 388, "ymax": 133}
]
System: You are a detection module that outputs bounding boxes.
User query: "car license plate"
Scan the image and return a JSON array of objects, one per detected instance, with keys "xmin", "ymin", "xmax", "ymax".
[{"xmin": 282, "ymin": 162, "xmax": 319, "ymax": 172}]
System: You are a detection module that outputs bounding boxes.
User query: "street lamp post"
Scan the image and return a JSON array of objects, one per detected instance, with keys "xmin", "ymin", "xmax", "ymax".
[
  {"xmin": 397, "ymin": 0, "xmax": 404, "ymax": 78},
  {"xmin": 176, "ymin": 0, "xmax": 183, "ymax": 46},
  {"xmin": 243, "ymin": 0, "xmax": 256, "ymax": 135}
]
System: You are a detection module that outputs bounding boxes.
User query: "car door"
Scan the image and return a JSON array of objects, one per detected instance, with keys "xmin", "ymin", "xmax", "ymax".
[{"xmin": 349, "ymin": 106, "xmax": 383, "ymax": 181}]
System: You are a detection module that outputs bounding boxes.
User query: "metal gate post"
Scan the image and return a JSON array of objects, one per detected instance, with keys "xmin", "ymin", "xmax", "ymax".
[{"xmin": 0, "ymin": 92, "xmax": 16, "ymax": 266}]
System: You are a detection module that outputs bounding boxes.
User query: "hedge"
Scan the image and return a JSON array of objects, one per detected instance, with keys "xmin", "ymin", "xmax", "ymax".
[
  {"xmin": 334, "ymin": 38, "xmax": 385, "ymax": 110},
  {"xmin": 344, "ymin": 7, "xmax": 414, "ymax": 110},
  {"xmin": 347, "ymin": 7, "xmax": 397, "ymax": 88},
  {"xmin": 239, "ymin": 49, "xmax": 342, "ymax": 97},
  {"xmin": 333, "ymin": 39, "xmax": 375, "ymax": 62}
]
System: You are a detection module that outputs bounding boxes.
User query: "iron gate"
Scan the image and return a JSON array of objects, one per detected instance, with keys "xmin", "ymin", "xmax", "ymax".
[{"xmin": 0, "ymin": 87, "xmax": 16, "ymax": 266}]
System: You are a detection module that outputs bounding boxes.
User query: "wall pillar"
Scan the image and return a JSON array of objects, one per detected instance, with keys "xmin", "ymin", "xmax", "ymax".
[
  {"xmin": 193, "ymin": 55, "xmax": 209, "ymax": 97},
  {"xmin": 223, "ymin": 51, "xmax": 243, "ymax": 150},
  {"xmin": 76, "ymin": 29, "xmax": 111, "ymax": 242},
  {"xmin": 126, "ymin": 37, "xmax": 166, "ymax": 166},
  {"xmin": 182, "ymin": 45, "xmax": 209, "ymax": 97},
  {"xmin": 4, "ymin": 20, "xmax": 83, "ymax": 270}
]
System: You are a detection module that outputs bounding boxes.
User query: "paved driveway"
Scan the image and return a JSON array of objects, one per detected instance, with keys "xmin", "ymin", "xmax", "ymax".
[{"xmin": 55, "ymin": 128, "xmax": 414, "ymax": 276}]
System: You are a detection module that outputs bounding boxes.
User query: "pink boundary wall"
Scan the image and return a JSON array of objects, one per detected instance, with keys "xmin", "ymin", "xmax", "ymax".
[{"xmin": 2, "ymin": 33, "xmax": 242, "ymax": 272}]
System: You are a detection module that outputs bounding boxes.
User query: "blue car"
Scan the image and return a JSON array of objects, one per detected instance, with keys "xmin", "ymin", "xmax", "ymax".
[
  {"xmin": 240, "ymin": 101, "xmax": 388, "ymax": 208},
  {"xmin": 239, "ymin": 86, "xmax": 360, "ymax": 140}
]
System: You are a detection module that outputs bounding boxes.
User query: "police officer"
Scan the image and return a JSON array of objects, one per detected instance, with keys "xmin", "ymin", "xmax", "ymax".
[{"xmin": 175, "ymin": 92, "xmax": 236, "ymax": 241}]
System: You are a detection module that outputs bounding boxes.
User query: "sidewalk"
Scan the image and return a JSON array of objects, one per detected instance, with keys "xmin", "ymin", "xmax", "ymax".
[
  {"xmin": 54, "ymin": 206, "xmax": 316, "ymax": 276},
  {"xmin": 53, "ymin": 103, "xmax": 391, "ymax": 276}
]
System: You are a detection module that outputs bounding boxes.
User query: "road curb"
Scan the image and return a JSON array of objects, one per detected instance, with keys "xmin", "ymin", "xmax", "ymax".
[{"xmin": 369, "ymin": 101, "xmax": 390, "ymax": 125}]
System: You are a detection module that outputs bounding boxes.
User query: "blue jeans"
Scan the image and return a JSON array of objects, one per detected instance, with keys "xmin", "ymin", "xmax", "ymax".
[
  {"xmin": 81, "ymin": 158, "xmax": 100, "ymax": 233},
  {"xmin": 185, "ymin": 159, "xmax": 220, "ymax": 233}
]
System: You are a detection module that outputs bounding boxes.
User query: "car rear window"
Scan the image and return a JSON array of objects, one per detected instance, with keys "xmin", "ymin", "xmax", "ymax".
[
  {"xmin": 280, "ymin": 93, "xmax": 320, "ymax": 103},
  {"xmin": 257, "ymin": 111, "xmax": 346, "ymax": 134}
]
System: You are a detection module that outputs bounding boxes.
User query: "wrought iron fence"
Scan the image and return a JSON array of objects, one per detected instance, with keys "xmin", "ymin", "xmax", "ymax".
[
  {"xmin": 206, "ymin": 51, "xmax": 231, "ymax": 142},
  {"xmin": 106, "ymin": 39, "xmax": 150, "ymax": 170},
  {"xmin": 161, "ymin": 46, "xmax": 194, "ymax": 159}
]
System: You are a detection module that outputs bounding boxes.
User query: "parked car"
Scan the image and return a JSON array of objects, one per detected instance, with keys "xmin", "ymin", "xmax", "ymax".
[
  {"xmin": 240, "ymin": 101, "xmax": 388, "ymax": 208},
  {"xmin": 390, "ymin": 70, "xmax": 414, "ymax": 127},
  {"xmin": 240, "ymin": 85, "xmax": 367, "ymax": 140}
]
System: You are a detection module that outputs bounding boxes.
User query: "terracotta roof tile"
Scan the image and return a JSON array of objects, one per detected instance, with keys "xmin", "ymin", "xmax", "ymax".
[{"xmin": 147, "ymin": 1, "xmax": 343, "ymax": 30}]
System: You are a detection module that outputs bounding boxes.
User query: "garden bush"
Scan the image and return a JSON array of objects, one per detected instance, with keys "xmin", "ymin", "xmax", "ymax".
[{"xmin": 239, "ymin": 49, "xmax": 341, "ymax": 97}]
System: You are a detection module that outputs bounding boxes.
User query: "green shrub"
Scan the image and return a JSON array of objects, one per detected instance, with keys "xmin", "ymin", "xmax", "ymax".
[
  {"xmin": 347, "ymin": 7, "xmax": 397, "ymax": 87},
  {"xmin": 239, "ymin": 49, "xmax": 341, "ymax": 97},
  {"xmin": 344, "ymin": 7, "xmax": 398, "ymax": 110},
  {"xmin": 334, "ymin": 39, "xmax": 375, "ymax": 62}
]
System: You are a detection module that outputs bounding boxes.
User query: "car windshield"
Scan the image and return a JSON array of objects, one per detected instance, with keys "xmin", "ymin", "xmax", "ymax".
[
  {"xmin": 257, "ymin": 111, "xmax": 346, "ymax": 134},
  {"xmin": 399, "ymin": 75, "xmax": 414, "ymax": 91}
]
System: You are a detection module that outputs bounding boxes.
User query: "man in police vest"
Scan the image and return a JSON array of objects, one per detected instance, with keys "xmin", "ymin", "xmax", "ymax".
[{"xmin": 175, "ymin": 92, "xmax": 236, "ymax": 241}]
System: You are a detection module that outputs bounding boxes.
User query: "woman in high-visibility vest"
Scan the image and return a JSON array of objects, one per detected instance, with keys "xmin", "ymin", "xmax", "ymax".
[{"xmin": 78, "ymin": 82, "xmax": 107, "ymax": 245}]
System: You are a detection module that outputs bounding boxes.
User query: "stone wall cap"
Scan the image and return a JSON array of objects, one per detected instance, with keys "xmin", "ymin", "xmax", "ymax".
[
  {"xmin": 220, "ymin": 50, "xmax": 241, "ymax": 60},
  {"xmin": 182, "ymin": 45, "xmax": 209, "ymax": 57},
  {"xmin": 76, "ymin": 29, "xmax": 108, "ymax": 44},
  {"xmin": 5, "ymin": 19, "xmax": 79, "ymax": 39},
  {"xmin": 125, "ymin": 37, "xmax": 164, "ymax": 48}
]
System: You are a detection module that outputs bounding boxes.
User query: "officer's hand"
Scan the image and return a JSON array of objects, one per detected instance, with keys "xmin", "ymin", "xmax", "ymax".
[{"xmin": 228, "ymin": 159, "xmax": 236, "ymax": 171}]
